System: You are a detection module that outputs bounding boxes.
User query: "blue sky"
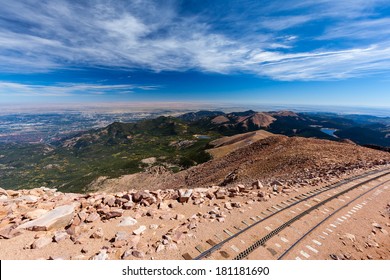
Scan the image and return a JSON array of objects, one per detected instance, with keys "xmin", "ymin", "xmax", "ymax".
[{"xmin": 1, "ymin": 0, "xmax": 390, "ymax": 107}]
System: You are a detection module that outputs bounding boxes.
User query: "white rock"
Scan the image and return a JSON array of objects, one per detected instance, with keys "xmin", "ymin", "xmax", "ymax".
[
  {"xmin": 343, "ymin": 233, "xmax": 356, "ymax": 242},
  {"xmin": 31, "ymin": 236, "xmax": 52, "ymax": 249},
  {"xmin": 133, "ymin": 225, "xmax": 146, "ymax": 235},
  {"xmin": 158, "ymin": 202, "xmax": 169, "ymax": 210},
  {"xmin": 17, "ymin": 204, "xmax": 75, "ymax": 231},
  {"xmin": 92, "ymin": 249, "xmax": 109, "ymax": 260},
  {"xmin": 175, "ymin": 214, "xmax": 185, "ymax": 221},
  {"xmin": 252, "ymin": 180, "xmax": 264, "ymax": 189},
  {"xmin": 156, "ymin": 244, "xmax": 165, "ymax": 252},
  {"xmin": 118, "ymin": 217, "xmax": 137, "ymax": 227},
  {"xmin": 115, "ymin": 231, "xmax": 130, "ymax": 241},
  {"xmin": 178, "ymin": 189, "xmax": 193, "ymax": 203},
  {"xmin": 19, "ymin": 195, "xmax": 39, "ymax": 203},
  {"xmin": 53, "ymin": 231, "xmax": 68, "ymax": 243},
  {"xmin": 224, "ymin": 202, "xmax": 233, "ymax": 210}
]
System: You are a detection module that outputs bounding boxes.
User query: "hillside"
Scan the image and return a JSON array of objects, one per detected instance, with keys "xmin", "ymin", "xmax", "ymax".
[
  {"xmin": 207, "ymin": 130, "xmax": 275, "ymax": 158},
  {"xmin": 92, "ymin": 135, "xmax": 390, "ymax": 192},
  {"xmin": 0, "ymin": 116, "xmax": 217, "ymax": 192}
]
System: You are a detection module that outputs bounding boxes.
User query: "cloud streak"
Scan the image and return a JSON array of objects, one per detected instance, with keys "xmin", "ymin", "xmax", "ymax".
[
  {"xmin": 0, "ymin": 0, "xmax": 390, "ymax": 81},
  {"xmin": 0, "ymin": 82, "xmax": 159, "ymax": 97}
]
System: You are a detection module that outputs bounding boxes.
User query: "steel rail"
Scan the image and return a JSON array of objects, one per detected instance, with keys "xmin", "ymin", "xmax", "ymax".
[
  {"xmin": 232, "ymin": 172, "xmax": 390, "ymax": 260},
  {"xmin": 277, "ymin": 178, "xmax": 390, "ymax": 260}
]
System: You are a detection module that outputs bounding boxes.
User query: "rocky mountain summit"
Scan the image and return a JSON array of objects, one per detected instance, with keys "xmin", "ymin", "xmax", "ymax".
[{"xmin": 0, "ymin": 159, "xmax": 389, "ymax": 260}]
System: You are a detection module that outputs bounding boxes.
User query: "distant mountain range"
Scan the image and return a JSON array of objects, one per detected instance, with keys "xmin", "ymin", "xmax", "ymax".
[
  {"xmin": 179, "ymin": 110, "xmax": 390, "ymax": 147},
  {"xmin": 0, "ymin": 110, "xmax": 389, "ymax": 192}
]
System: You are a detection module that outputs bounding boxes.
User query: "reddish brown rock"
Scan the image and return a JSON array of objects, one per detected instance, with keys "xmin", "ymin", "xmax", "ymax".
[
  {"xmin": 215, "ymin": 190, "xmax": 226, "ymax": 199},
  {"xmin": 90, "ymin": 227, "xmax": 104, "ymax": 239},
  {"xmin": 132, "ymin": 250, "xmax": 145, "ymax": 258},
  {"xmin": 85, "ymin": 212, "xmax": 100, "ymax": 223}
]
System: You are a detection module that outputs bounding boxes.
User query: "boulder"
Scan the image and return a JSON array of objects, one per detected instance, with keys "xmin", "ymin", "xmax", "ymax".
[
  {"xmin": 133, "ymin": 191, "xmax": 156, "ymax": 204},
  {"xmin": 158, "ymin": 202, "xmax": 169, "ymax": 210},
  {"xmin": 85, "ymin": 212, "xmax": 100, "ymax": 223},
  {"xmin": 0, "ymin": 225, "xmax": 22, "ymax": 239},
  {"xmin": 231, "ymin": 202, "xmax": 241, "ymax": 208},
  {"xmin": 271, "ymin": 180, "xmax": 283, "ymax": 187},
  {"xmin": 92, "ymin": 249, "xmax": 109, "ymax": 260},
  {"xmin": 172, "ymin": 232, "xmax": 184, "ymax": 244},
  {"xmin": 31, "ymin": 236, "xmax": 52, "ymax": 249},
  {"xmin": 53, "ymin": 230, "xmax": 68, "ymax": 243},
  {"xmin": 90, "ymin": 228, "xmax": 104, "ymax": 239},
  {"xmin": 103, "ymin": 195, "xmax": 116, "ymax": 207},
  {"xmin": 156, "ymin": 244, "xmax": 165, "ymax": 253},
  {"xmin": 132, "ymin": 250, "xmax": 145, "ymax": 258},
  {"xmin": 17, "ymin": 204, "xmax": 75, "ymax": 231},
  {"xmin": 102, "ymin": 209, "xmax": 124, "ymax": 220},
  {"xmin": 188, "ymin": 221, "xmax": 197, "ymax": 230},
  {"xmin": 133, "ymin": 225, "xmax": 146, "ymax": 235},
  {"xmin": 282, "ymin": 188, "xmax": 293, "ymax": 193},
  {"xmin": 115, "ymin": 231, "xmax": 130, "ymax": 242},
  {"xmin": 118, "ymin": 217, "xmax": 137, "ymax": 227},
  {"xmin": 127, "ymin": 235, "xmax": 141, "ymax": 248},
  {"xmin": 178, "ymin": 189, "xmax": 193, "ymax": 203},
  {"xmin": 273, "ymin": 185, "xmax": 283, "ymax": 193},
  {"xmin": 224, "ymin": 202, "xmax": 233, "ymax": 210},
  {"xmin": 150, "ymin": 224, "xmax": 158, "ymax": 230},
  {"xmin": 215, "ymin": 190, "xmax": 226, "ymax": 199},
  {"xmin": 343, "ymin": 233, "xmax": 356, "ymax": 242},
  {"xmin": 252, "ymin": 180, "xmax": 264, "ymax": 189},
  {"xmin": 237, "ymin": 184, "xmax": 246, "ymax": 192},
  {"xmin": 122, "ymin": 201, "xmax": 134, "ymax": 210}
]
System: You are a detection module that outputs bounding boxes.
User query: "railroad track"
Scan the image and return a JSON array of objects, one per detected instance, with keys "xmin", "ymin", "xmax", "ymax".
[
  {"xmin": 191, "ymin": 167, "xmax": 390, "ymax": 260},
  {"xmin": 277, "ymin": 177, "xmax": 390, "ymax": 260}
]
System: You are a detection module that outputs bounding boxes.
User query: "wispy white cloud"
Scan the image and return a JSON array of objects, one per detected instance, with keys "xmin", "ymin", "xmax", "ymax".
[
  {"xmin": 0, "ymin": 0, "xmax": 390, "ymax": 81},
  {"xmin": 0, "ymin": 82, "xmax": 158, "ymax": 97},
  {"xmin": 259, "ymin": 15, "xmax": 313, "ymax": 31},
  {"xmin": 250, "ymin": 44, "xmax": 390, "ymax": 80},
  {"xmin": 318, "ymin": 18, "xmax": 390, "ymax": 40}
]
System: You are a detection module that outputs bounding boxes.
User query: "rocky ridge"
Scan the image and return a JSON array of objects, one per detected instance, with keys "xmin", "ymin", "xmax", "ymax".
[{"xmin": 90, "ymin": 135, "xmax": 390, "ymax": 193}]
